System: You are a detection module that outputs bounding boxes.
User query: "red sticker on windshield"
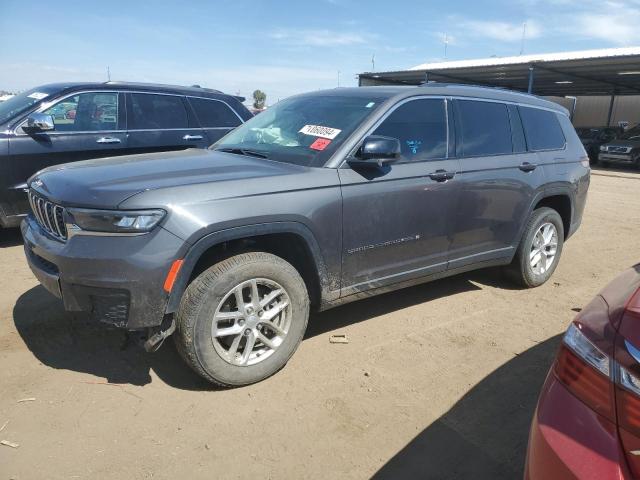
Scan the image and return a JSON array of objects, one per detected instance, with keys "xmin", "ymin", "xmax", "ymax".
[{"xmin": 310, "ymin": 138, "xmax": 331, "ymax": 151}]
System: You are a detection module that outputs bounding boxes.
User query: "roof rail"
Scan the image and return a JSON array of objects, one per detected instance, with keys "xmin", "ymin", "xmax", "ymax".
[
  {"xmin": 103, "ymin": 81, "xmax": 223, "ymax": 94},
  {"xmin": 419, "ymin": 81, "xmax": 539, "ymax": 98}
]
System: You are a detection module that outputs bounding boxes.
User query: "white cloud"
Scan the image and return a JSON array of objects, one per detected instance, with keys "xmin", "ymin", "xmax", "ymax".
[
  {"xmin": 461, "ymin": 19, "xmax": 542, "ymax": 42},
  {"xmin": 572, "ymin": 2, "xmax": 640, "ymax": 45},
  {"xmin": 269, "ymin": 29, "xmax": 370, "ymax": 46}
]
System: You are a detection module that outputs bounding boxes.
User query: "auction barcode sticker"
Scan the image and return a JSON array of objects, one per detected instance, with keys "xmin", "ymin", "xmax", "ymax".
[
  {"xmin": 299, "ymin": 125, "xmax": 342, "ymax": 140},
  {"xmin": 27, "ymin": 92, "xmax": 49, "ymax": 100}
]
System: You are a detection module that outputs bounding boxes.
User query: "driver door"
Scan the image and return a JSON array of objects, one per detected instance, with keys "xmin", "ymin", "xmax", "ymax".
[
  {"xmin": 339, "ymin": 98, "xmax": 460, "ymax": 296},
  {"xmin": 7, "ymin": 91, "xmax": 127, "ymax": 215}
]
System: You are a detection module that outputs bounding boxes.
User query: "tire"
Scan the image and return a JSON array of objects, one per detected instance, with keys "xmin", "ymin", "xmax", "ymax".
[
  {"xmin": 506, "ymin": 207, "xmax": 564, "ymax": 288},
  {"xmin": 174, "ymin": 252, "xmax": 309, "ymax": 387}
]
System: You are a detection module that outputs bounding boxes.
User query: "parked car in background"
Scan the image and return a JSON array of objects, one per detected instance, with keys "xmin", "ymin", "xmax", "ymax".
[
  {"xmin": 22, "ymin": 84, "xmax": 590, "ymax": 387},
  {"xmin": 576, "ymin": 126, "xmax": 622, "ymax": 164},
  {"xmin": 525, "ymin": 264, "xmax": 640, "ymax": 479},
  {"xmin": 599, "ymin": 124, "xmax": 640, "ymax": 168},
  {"xmin": 0, "ymin": 82, "xmax": 252, "ymax": 228}
]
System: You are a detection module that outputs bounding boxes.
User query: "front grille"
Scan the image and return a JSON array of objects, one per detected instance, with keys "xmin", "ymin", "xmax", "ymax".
[
  {"xmin": 608, "ymin": 146, "xmax": 631, "ymax": 154},
  {"xmin": 28, "ymin": 190, "xmax": 68, "ymax": 241}
]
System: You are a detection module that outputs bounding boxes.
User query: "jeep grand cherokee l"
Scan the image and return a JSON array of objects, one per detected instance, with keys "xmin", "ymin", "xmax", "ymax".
[
  {"xmin": 22, "ymin": 84, "xmax": 590, "ymax": 387},
  {"xmin": 0, "ymin": 81, "xmax": 252, "ymax": 228}
]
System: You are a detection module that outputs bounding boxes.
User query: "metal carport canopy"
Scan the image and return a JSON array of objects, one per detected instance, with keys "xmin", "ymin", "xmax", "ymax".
[{"xmin": 359, "ymin": 47, "xmax": 640, "ymax": 96}]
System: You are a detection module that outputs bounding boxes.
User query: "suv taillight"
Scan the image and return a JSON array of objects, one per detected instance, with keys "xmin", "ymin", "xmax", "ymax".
[{"xmin": 553, "ymin": 289, "xmax": 640, "ymax": 477}]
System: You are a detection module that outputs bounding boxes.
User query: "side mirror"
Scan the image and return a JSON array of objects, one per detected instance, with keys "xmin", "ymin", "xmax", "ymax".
[
  {"xmin": 348, "ymin": 135, "xmax": 401, "ymax": 168},
  {"xmin": 23, "ymin": 113, "xmax": 55, "ymax": 133}
]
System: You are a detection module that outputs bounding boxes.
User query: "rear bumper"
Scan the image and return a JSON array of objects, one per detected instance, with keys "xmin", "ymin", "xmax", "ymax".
[
  {"xmin": 21, "ymin": 215, "xmax": 187, "ymax": 329},
  {"xmin": 525, "ymin": 373, "xmax": 631, "ymax": 479}
]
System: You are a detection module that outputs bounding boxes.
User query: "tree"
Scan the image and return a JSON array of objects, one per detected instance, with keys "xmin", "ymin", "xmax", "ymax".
[{"xmin": 252, "ymin": 90, "xmax": 267, "ymax": 110}]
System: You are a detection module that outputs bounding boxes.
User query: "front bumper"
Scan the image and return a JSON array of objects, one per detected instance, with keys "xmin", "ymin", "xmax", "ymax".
[
  {"xmin": 524, "ymin": 373, "xmax": 631, "ymax": 479},
  {"xmin": 21, "ymin": 215, "xmax": 186, "ymax": 329},
  {"xmin": 599, "ymin": 153, "xmax": 635, "ymax": 164}
]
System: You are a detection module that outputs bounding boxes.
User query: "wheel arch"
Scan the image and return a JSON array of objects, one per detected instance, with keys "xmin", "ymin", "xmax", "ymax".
[
  {"xmin": 532, "ymin": 190, "xmax": 573, "ymax": 240},
  {"xmin": 165, "ymin": 222, "xmax": 333, "ymax": 314}
]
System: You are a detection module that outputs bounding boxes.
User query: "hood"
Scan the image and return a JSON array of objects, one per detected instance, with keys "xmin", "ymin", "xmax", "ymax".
[{"xmin": 29, "ymin": 148, "xmax": 307, "ymax": 208}]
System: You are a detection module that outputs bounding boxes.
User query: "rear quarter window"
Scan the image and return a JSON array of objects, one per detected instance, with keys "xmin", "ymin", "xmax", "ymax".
[
  {"xmin": 189, "ymin": 97, "xmax": 241, "ymax": 128},
  {"xmin": 519, "ymin": 106, "xmax": 566, "ymax": 151}
]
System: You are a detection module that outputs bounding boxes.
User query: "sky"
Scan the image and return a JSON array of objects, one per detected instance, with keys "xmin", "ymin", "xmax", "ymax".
[{"xmin": 1, "ymin": 0, "xmax": 640, "ymax": 103}]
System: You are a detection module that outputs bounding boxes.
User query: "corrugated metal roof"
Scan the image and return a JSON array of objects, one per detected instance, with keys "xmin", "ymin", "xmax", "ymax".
[
  {"xmin": 409, "ymin": 47, "xmax": 640, "ymax": 71},
  {"xmin": 359, "ymin": 47, "xmax": 640, "ymax": 96}
]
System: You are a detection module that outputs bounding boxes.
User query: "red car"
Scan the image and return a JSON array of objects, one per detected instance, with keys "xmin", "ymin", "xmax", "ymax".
[{"xmin": 525, "ymin": 264, "xmax": 640, "ymax": 479}]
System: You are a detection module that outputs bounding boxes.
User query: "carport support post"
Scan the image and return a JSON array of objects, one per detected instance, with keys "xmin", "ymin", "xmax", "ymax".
[
  {"xmin": 527, "ymin": 65, "xmax": 535, "ymax": 94},
  {"xmin": 606, "ymin": 92, "xmax": 616, "ymax": 127}
]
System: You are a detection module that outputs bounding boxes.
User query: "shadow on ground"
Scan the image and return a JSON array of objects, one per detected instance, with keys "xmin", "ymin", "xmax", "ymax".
[
  {"xmin": 14, "ymin": 267, "xmax": 522, "ymax": 391},
  {"xmin": 1, "ymin": 227, "xmax": 23, "ymax": 248},
  {"xmin": 373, "ymin": 334, "xmax": 562, "ymax": 480}
]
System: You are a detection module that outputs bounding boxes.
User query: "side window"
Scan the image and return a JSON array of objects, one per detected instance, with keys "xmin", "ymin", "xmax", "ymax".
[
  {"xmin": 519, "ymin": 106, "xmax": 566, "ymax": 151},
  {"xmin": 457, "ymin": 100, "xmax": 513, "ymax": 156},
  {"xmin": 43, "ymin": 92, "xmax": 119, "ymax": 132},
  {"xmin": 372, "ymin": 98, "xmax": 447, "ymax": 162},
  {"xmin": 189, "ymin": 97, "xmax": 241, "ymax": 128},
  {"xmin": 129, "ymin": 93, "xmax": 188, "ymax": 130}
]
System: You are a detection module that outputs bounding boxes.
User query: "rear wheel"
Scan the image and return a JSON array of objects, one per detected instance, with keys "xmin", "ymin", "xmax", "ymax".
[
  {"xmin": 507, "ymin": 207, "xmax": 564, "ymax": 288},
  {"xmin": 174, "ymin": 252, "xmax": 309, "ymax": 387}
]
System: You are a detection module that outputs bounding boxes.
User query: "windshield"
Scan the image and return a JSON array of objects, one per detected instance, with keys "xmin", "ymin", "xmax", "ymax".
[
  {"xmin": 0, "ymin": 86, "xmax": 59, "ymax": 125},
  {"xmin": 621, "ymin": 126, "xmax": 640, "ymax": 140},
  {"xmin": 212, "ymin": 94, "xmax": 386, "ymax": 167}
]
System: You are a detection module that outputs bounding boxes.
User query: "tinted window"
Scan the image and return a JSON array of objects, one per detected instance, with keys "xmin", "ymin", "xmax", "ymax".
[
  {"xmin": 372, "ymin": 99, "xmax": 447, "ymax": 162},
  {"xmin": 129, "ymin": 93, "xmax": 188, "ymax": 129},
  {"xmin": 190, "ymin": 97, "xmax": 241, "ymax": 128},
  {"xmin": 457, "ymin": 100, "xmax": 512, "ymax": 156},
  {"xmin": 43, "ymin": 92, "xmax": 119, "ymax": 132},
  {"xmin": 519, "ymin": 106, "xmax": 566, "ymax": 151}
]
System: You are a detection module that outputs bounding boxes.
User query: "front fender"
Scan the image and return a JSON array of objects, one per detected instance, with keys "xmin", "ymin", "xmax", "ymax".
[{"xmin": 165, "ymin": 221, "xmax": 337, "ymax": 314}]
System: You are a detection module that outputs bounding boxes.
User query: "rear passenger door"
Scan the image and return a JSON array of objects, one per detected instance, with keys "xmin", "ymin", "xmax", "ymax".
[
  {"xmin": 448, "ymin": 99, "xmax": 545, "ymax": 270},
  {"xmin": 126, "ymin": 92, "xmax": 209, "ymax": 154},
  {"xmin": 187, "ymin": 96, "xmax": 243, "ymax": 144}
]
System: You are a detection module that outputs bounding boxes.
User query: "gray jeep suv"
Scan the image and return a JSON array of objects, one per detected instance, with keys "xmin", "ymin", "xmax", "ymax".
[{"xmin": 21, "ymin": 84, "xmax": 590, "ymax": 386}]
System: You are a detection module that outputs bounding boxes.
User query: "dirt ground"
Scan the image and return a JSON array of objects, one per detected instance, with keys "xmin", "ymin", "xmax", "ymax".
[{"xmin": 1, "ymin": 168, "xmax": 639, "ymax": 480}]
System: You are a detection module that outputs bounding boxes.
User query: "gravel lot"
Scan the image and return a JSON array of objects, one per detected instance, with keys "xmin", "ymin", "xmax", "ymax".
[{"xmin": 1, "ymin": 168, "xmax": 639, "ymax": 480}]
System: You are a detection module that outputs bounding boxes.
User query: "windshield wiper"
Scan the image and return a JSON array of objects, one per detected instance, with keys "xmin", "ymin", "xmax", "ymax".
[{"xmin": 215, "ymin": 147, "xmax": 269, "ymax": 159}]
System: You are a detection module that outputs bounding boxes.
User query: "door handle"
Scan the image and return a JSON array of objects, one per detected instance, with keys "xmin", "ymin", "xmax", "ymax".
[
  {"xmin": 96, "ymin": 137, "xmax": 121, "ymax": 144},
  {"xmin": 183, "ymin": 134, "xmax": 204, "ymax": 141},
  {"xmin": 519, "ymin": 162, "xmax": 537, "ymax": 172},
  {"xmin": 429, "ymin": 169, "xmax": 456, "ymax": 182}
]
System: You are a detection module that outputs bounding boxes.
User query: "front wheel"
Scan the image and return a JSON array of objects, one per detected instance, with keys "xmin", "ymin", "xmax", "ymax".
[
  {"xmin": 507, "ymin": 207, "xmax": 564, "ymax": 288},
  {"xmin": 174, "ymin": 252, "xmax": 309, "ymax": 387}
]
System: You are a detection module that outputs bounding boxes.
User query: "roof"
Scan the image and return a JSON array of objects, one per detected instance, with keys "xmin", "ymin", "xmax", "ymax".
[
  {"xmin": 34, "ymin": 81, "xmax": 242, "ymax": 101},
  {"xmin": 300, "ymin": 85, "xmax": 566, "ymax": 113},
  {"xmin": 359, "ymin": 47, "xmax": 640, "ymax": 96}
]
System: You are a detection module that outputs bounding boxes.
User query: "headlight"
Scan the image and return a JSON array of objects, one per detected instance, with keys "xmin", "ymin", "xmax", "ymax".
[
  {"xmin": 66, "ymin": 208, "xmax": 165, "ymax": 234},
  {"xmin": 600, "ymin": 145, "xmax": 608, "ymax": 152}
]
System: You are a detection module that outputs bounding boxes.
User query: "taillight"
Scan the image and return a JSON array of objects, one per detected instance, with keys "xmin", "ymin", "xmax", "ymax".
[
  {"xmin": 615, "ymin": 287, "xmax": 640, "ymax": 476},
  {"xmin": 555, "ymin": 323, "xmax": 615, "ymax": 420}
]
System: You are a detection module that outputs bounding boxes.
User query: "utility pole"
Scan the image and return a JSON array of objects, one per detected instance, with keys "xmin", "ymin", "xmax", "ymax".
[
  {"xmin": 371, "ymin": 54, "xmax": 375, "ymax": 72},
  {"xmin": 337, "ymin": 70, "xmax": 341, "ymax": 87},
  {"xmin": 520, "ymin": 22, "xmax": 527, "ymax": 56},
  {"xmin": 444, "ymin": 33, "xmax": 448, "ymax": 59},
  {"xmin": 107, "ymin": 66, "xmax": 111, "ymax": 81}
]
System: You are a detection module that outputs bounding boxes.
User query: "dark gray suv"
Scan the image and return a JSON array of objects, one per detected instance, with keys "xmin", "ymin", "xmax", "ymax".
[
  {"xmin": 0, "ymin": 82, "xmax": 252, "ymax": 228},
  {"xmin": 21, "ymin": 84, "xmax": 590, "ymax": 386}
]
